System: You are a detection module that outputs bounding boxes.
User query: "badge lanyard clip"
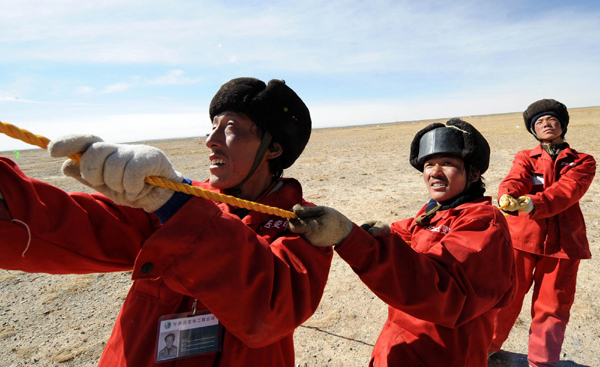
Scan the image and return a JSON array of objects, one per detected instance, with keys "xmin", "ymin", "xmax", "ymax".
[{"xmin": 191, "ymin": 299, "xmax": 198, "ymax": 316}]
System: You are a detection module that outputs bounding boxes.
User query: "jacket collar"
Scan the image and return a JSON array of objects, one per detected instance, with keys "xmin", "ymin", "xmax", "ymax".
[
  {"xmin": 529, "ymin": 143, "xmax": 576, "ymax": 160},
  {"xmin": 416, "ymin": 196, "xmax": 492, "ymax": 223},
  {"xmin": 215, "ymin": 178, "xmax": 302, "ymax": 226}
]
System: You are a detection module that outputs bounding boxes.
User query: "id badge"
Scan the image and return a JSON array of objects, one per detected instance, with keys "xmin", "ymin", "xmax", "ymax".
[{"xmin": 155, "ymin": 310, "xmax": 222, "ymax": 363}]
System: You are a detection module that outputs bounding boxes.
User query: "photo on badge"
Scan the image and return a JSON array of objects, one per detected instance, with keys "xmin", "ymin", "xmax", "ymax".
[
  {"xmin": 155, "ymin": 310, "xmax": 222, "ymax": 363},
  {"xmin": 157, "ymin": 331, "xmax": 179, "ymax": 361}
]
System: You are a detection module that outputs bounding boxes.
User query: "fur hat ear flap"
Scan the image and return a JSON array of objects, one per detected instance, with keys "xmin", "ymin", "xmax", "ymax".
[{"xmin": 445, "ymin": 118, "xmax": 490, "ymax": 174}]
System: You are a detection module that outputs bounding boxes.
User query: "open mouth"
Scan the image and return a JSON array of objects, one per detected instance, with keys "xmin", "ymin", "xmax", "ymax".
[
  {"xmin": 210, "ymin": 158, "xmax": 225, "ymax": 168},
  {"xmin": 430, "ymin": 182, "xmax": 447, "ymax": 188}
]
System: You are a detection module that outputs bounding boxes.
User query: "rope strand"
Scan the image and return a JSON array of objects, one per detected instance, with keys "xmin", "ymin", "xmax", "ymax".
[{"xmin": 0, "ymin": 121, "xmax": 297, "ymax": 219}]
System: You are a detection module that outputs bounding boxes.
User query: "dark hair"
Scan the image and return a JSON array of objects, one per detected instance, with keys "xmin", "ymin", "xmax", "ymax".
[
  {"xmin": 164, "ymin": 333, "xmax": 175, "ymax": 342},
  {"xmin": 462, "ymin": 161, "xmax": 487, "ymax": 196},
  {"xmin": 470, "ymin": 175, "xmax": 486, "ymax": 193}
]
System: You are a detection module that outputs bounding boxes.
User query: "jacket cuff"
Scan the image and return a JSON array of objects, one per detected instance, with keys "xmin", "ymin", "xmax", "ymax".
[
  {"xmin": 154, "ymin": 177, "xmax": 193, "ymax": 224},
  {"xmin": 335, "ymin": 224, "xmax": 374, "ymax": 265},
  {"xmin": 528, "ymin": 194, "xmax": 545, "ymax": 219}
]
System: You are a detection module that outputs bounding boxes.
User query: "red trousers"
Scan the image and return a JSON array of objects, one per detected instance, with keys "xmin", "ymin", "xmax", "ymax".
[{"xmin": 490, "ymin": 249, "xmax": 580, "ymax": 367}]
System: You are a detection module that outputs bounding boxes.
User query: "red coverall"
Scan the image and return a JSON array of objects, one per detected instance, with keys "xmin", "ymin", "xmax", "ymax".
[
  {"xmin": 335, "ymin": 197, "xmax": 516, "ymax": 367},
  {"xmin": 490, "ymin": 144, "xmax": 596, "ymax": 366},
  {"xmin": 0, "ymin": 157, "xmax": 333, "ymax": 367}
]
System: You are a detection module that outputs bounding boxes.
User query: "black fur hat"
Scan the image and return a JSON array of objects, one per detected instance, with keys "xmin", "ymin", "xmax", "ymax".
[
  {"xmin": 409, "ymin": 118, "xmax": 490, "ymax": 174},
  {"xmin": 209, "ymin": 77, "xmax": 311, "ymax": 169},
  {"xmin": 523, "ymin": 99, "xmax": 569, "ymax": 139}
]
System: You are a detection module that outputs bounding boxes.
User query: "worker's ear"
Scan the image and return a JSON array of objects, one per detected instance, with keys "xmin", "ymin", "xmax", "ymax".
[
  {"xmin": 266, "ymin": 142, "xmax": 283, "ymax": 160},
  {"xmin": 468, "ymin": 168, "xmax": 480, "ymax": 183}
]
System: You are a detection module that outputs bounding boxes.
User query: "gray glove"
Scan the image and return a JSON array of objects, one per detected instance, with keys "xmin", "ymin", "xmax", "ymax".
[
  {"xmin": 360, "ymin": 220, "xmax": 391, "ymax": 236},
  {"xmin": 49, "ymin": 134, "xmax": 183, "ymax": 212},
  {"xmin": 289, "ymin": 204, "xmax": 353, "ymax": 247}
]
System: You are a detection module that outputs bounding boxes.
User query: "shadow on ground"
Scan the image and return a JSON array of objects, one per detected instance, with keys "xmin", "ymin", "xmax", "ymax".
[{"xmin": 488, "ymin": 351, "xmax": 590, "ymax": 367}]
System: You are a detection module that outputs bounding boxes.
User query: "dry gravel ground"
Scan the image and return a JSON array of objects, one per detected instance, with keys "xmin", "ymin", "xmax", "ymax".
[{"xmin": 1, "ymin": 107, "xmax": 599, "ymax": 366}]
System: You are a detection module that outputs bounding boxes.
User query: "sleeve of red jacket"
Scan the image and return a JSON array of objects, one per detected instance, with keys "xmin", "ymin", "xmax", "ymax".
[
  {"xmin": 336, "ymin": 205, "xmax": 515, "ymax": 329},
  {"xmin": 390, "ymin": 217, "xmax": 413, "ymax": 243},
  {"xmin": 498, "ymin": 150, "xmax": 534, "ymax": 201},
  {"xmin": 0, "ymin": 157, "xmax": 160, "ymax": 274},
  {"xmin": 528, "ymin": 154, "xmax": 596, "ymax": 219},
  {"xmin": 130, "ymin": 196, "xmax": 333, "ymax": 348},
  {"xmin": 499, "ymin": 151, "xmax": 597, "ymax": 219}
]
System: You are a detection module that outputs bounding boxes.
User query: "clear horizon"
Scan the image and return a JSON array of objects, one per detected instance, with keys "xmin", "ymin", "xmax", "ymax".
[{"xmin": 4, "ymin": 104, "xmax": 599, "ymax": 155}]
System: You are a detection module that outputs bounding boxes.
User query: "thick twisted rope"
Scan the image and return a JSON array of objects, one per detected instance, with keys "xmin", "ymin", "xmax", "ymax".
[{"xmin": 0, "ymin": 121, "xmax": 297, "ymax": 219}]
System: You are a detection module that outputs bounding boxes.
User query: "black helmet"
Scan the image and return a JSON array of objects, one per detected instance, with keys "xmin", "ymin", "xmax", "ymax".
[
  {"xmin": 523, "ymin": 99, "xmax": 569, "ymax": 140},
  {"xmin": 209, "ymin": 77, "xmax": 311, "ymax": 169},
  {"xmin": 409, "ymin": 118, "xmax": 490, "ymax": 174}
]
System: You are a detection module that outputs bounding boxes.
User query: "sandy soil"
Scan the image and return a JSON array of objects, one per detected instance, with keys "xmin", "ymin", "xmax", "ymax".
[{"xmin": 1, "ymin": 107, "xmax": 599, "ymax": 366}]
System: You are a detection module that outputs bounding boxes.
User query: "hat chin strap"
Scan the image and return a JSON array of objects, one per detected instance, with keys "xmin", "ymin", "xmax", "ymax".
[{"xmin": 227, "ymin": 131, "xmax": 273, "ymax": 198}]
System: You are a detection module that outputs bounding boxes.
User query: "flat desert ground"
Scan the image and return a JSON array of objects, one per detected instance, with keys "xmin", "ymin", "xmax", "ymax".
[{"xmin": 1, "ymin": 107, "xmax": 599, "ymax": 366}]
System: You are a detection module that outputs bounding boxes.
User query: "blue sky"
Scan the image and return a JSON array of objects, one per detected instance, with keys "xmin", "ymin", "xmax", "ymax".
[{"xmin": 1, "ymin": 0, "xmax": 599, "ymax": 151}]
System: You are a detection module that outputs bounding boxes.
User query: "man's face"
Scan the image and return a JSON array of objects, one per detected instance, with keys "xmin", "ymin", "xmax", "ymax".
[
  {"xmin": 165, "ymin": 335, "xmax": 174, "ymax": 348},
  {"xmin": 206, "ymin": 112, "xmax": 262, "ymax": 190},
  {"xmin": 534, "ymin": 115, "xmax": 563, "ymax": 141},
  {"xmin": 422, "ymin": 154, "xmax": 468, "ymax": 203}
]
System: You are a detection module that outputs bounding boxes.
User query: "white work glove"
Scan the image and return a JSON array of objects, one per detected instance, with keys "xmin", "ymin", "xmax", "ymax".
[
  {"xmin": 288, "ymin": 204, "xmax": 353, "ymax": 247},
  {"xmin": 48, "ymin": 134, "xmax": 183, "ymax": 212},
  {"xmin": 360, "ymin": 220, "xmax": 391, "ymax": 236},
  {"xmin": 499, "ymin": 194, "xmax": 534, "ymax": 214},
  {"xmin": 516, "ymin": 195, "xmax": 534, "ymax": 214}
]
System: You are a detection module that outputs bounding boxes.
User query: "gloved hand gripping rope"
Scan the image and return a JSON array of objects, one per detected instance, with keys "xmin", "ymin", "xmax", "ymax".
[
  {"xmin": 0, "ymin": 121, "xmax": 297, "ymax": 219},
  {"xmin": 498, "ymin": 193, "xmax": 534, "ymax": 214}
]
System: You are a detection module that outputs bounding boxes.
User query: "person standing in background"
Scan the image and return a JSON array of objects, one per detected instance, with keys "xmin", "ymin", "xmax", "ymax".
[{"xmin": 489, "ymin": 99, "xmax": 596, "ymax": 367}]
